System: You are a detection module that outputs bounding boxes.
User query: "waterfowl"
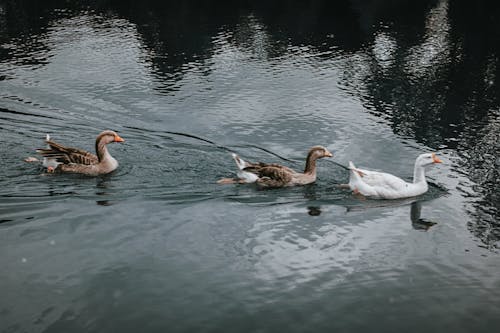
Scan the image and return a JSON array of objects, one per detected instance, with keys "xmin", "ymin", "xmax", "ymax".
[
  {"xmin": 218, "ymin": 146, "xmax": 333, "ymax": 188},
  {"xmin": 32, "ymin": 130, "xmax": 124, "ymax": 176},
  {"xmin": 345, "ymin": 153, "xmax": 442, "ymax": 199}
]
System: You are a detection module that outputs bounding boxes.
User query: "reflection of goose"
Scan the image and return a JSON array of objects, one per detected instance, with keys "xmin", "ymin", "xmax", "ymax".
[
  {"xmin": 307, "ymin": 206, "xmax": 322, "ymax": 216},
  {"xmin": 218, "ymin": 146, "xmax": 333, "ymax": 188},
  {"xmin": 32, "ymin": 130, "xmax": 125, "ymax": 176},
  {"xmin": 411, "ymin": 201, "xmax": 437, "ymax": 230},
  {"xmin": 346, "ymin": 153, "xmax": 442, "ymax": 199}
]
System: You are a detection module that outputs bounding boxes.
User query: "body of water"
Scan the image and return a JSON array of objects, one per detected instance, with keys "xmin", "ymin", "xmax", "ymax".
[{"xmin": 1, "ymin": 0, "xmax": 499, "ymax": 332}]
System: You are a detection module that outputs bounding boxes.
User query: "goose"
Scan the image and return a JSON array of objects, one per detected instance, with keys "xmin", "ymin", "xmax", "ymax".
[
  {"xmin": 345, "ymin": 153, "xmax": 442, "ymax": 199},
  {"xmin": 218, "ymin": 146, "xmax": 333, "ymax": 188},
  {"xmin": 29, "ymin": 130, "xmax": 124, "ymax": 176}
]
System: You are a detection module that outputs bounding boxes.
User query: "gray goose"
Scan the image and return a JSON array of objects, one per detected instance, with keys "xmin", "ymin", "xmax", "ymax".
[
  {"xmin": 32, "ymin": 130, "xmax": 125, "ymax": 176},
  {"xmin": 218, "ymin": 146, "xmax": 333, "ymax": 188}
]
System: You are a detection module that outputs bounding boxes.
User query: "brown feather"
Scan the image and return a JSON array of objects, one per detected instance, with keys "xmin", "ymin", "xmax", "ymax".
[
  {"xmin": 255, "ymin": 166, "xmax": 294, "ymax": 187},
  {"xmin": 38, "ymin": 139, "xmax": 98, "ymax": 165}
]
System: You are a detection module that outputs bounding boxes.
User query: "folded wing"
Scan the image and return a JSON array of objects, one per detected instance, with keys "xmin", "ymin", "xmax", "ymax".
[{"xmin": 36, "ymin": 139, "xmax": 98, "ymax": 165}]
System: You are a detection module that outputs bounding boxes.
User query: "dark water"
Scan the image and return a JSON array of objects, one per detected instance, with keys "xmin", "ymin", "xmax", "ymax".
[{"xmin": 1, "ymin": 0, "xmax": 499, "ymax": 332}]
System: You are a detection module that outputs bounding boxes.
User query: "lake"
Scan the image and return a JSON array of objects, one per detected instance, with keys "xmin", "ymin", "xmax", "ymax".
[{"xmin": 1, "ymin": 0, "xmax": 499, "ymax": 332}]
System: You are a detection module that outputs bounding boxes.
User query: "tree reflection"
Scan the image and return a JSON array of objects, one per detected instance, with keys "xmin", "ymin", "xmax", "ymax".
[{"xmin": 351, "ymin": 0, "xmax": 499, "ymax": 247}]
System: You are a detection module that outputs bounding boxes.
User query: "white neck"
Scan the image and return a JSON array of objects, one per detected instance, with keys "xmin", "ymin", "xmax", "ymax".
[{"xmin": 413, "ymin": 163, "xmax": 427, "ymax": 184}]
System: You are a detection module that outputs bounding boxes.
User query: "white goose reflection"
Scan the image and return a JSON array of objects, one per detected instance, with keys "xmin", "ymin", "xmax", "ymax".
[
  {"xmin": 410, "ymin": 200, "xmax": 438, "ymax": 231},
  {"xmin": 246, "ymin": 197, "xmax": 440, "ymax": 289}
]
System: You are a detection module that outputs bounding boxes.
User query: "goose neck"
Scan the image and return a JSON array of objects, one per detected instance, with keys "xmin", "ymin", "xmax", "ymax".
[
  {"xmin": 413, "ymin": 163, "xmax": 427, "ymax": 184},
  {"xmin": 304, "ymin": 155, "xmax": 317, "ymax": 175},
  {"xmin": 95, "ymin": 140, "xmax": 109, "ymax": 162}
]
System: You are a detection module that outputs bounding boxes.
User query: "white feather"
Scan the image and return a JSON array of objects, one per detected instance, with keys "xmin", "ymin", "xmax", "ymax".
[
  {"xmin": 41, "ymin": 133, "xmax": 60, "ymax": 170},
  {"xmin": 231, "ymin": 153, "xmax": 259, "ymax": 183},
  {"xmin": 347, "ymin": 154, "xmax": 440, "ymax": 199},
  {"xmin": 42, "ymin": 157, "xmax": 61, "ymax": 170}
]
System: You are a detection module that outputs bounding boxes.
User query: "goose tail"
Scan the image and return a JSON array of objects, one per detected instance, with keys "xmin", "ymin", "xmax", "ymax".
[
  {"xmin": 232, "ymin": 153, "xmax": 249, "ymax": 170},
  {"xmin": 348, "ymin": 161, "xmax": 363, "ymax": 182}
]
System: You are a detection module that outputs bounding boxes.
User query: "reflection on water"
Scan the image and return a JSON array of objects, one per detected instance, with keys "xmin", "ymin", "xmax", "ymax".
[
  {"xmin": 410, "ymin": 201, "xmax": 437, "ymax": 231},
  {"xmin": 307, "ymin": 206, "xmax": 321, "ymax": 216},
  {"xmin": 1, "ymin": 0, "xmax": 500, "ymax": 332},
  {"xmin": 95, "ymin": 178, "xmax": 113, "ymax": 206}
]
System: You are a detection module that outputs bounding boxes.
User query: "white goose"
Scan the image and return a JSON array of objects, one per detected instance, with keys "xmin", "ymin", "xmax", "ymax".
[{"xmin": 346, "ymin": 153, "xmax": 442, "ymax": 199}]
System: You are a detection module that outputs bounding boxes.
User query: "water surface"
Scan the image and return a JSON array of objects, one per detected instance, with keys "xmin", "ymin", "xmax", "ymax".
[{"xmin": 1, "ymin": 1, "xmax": 499, "ymax": 332}]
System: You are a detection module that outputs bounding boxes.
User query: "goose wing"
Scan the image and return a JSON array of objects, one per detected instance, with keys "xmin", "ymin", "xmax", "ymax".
[
  {"xmin": 242, "ymin": 162, "xmax": 294, "ymax": 176},
  {"xmin": 254, "ymin": 165, "xmax": 294, "ymax": 188},
  {"xmin": 357, "ymin": 169, "xmax": 407, "ymax": 190},
  {"xmin": 37, "ymin": 139, "xmax": 98, "ymax": 165}
]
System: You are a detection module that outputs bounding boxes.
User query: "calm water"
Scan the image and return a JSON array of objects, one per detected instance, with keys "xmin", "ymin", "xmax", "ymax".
[{"xmin": 1, "ymin": 0, "xmax": 499, "ymax": 332}]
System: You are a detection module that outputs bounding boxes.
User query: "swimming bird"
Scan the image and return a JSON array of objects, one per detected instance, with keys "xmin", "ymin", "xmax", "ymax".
[
  {"xmin": 218, "ymin": 146, "xmax": 333, "ymax": 188},
  {"xmin": 345, "ymin": 153, "xmax": 442, "ymax": 199},
  {"xmin": 31, "ymin": 130, "xmax": 125, "ymax": 176}
]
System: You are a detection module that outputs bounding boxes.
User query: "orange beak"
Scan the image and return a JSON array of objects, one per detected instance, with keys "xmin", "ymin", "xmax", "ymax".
[
  {"xmin": 432, "ymin": 153, "xmax": 442, "ymax": 163},
  {"xmin": 114, "ymin": 135, "xmax": 125, "ymax": 143}
]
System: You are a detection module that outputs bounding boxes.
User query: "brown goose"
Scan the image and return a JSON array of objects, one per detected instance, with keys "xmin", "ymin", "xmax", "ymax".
[
  {"xmin": 33, "ymin": 130, "xmax": 125, "ymax": 176},
  {"xmin": 218, "ymin": 146, "xmax": 333, "ymax": 188}
]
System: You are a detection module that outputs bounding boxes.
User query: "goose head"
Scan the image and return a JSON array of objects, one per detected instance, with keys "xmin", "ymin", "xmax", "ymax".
[
  {"xmin": 307, "ymin": 146, "xmax": 334, "ymax": 160},
  {"xmin": 96, "ymin": 130, "xmax": 125, "ymax": 145},
  {"xmin": 304, "ymin": 146, "xmax": 333, "ymax": 174},
  {"xmin": 416, "ymin": 153, "xmax": 442, "ymax": 167},
  {"xmin": 94, "ymin": 130, "xmax": 124, "ymax": 162}
]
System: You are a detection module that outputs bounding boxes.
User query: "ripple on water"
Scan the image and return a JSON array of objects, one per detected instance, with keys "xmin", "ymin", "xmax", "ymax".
[
  {"xmin": 232, "ymin": 179, "xmax": 449, "ymax": 293},
  {"xmin": 1, "ymin": 4, "xmax": 499, "ymax": 331}
]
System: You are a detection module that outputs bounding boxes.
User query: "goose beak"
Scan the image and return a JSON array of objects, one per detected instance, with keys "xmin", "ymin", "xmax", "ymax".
[
  {"xmin": 114, "ymin": 135, "xmax": 125, "ymax": 143},
  {"xmin": 324, "ymin": 150, "xmax": 333, "ymax": 158},
  {"xmin": 432, "ymin": 153, "xmax": 442, "ymax": 163}
]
